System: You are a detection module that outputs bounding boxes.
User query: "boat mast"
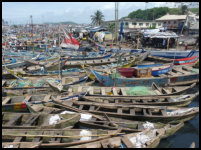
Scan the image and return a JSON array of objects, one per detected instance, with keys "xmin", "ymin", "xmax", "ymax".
[
  {"xmin": 30, "ymin": 15, "xmax": 34, "ymax": 56},
  {"xmin": 58, "ymin": 24, "xmax": 62, "ymax": 79}
]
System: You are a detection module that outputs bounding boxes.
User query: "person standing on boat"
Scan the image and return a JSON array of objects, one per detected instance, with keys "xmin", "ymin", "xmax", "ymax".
[{"xmin": 185, "ymin": 44, "xmax": 188, "ymax": 50}]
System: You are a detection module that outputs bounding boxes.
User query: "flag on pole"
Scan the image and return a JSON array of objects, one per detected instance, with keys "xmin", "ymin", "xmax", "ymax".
[{"xmin": 119, "ymin": 20, "xmax": 124, "ymax": 41}]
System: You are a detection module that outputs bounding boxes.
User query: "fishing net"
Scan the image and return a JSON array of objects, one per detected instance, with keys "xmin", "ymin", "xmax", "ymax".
[
  {"xmin": 111, "ymin": 71, "xmax": 122, "ymax": 78},
  {"xmin": 191, "ymin": 68, "xmax": 199, "ymax": 73},
  {"xmin": 126, "ymin": 86, "xmax": 157, "ymax": 96}
]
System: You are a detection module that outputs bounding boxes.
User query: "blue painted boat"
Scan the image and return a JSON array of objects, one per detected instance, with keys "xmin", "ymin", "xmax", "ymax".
[
  {"xmin": 90, "ymin": 65, "xmax": 199, "ymax": 87},
  {"xmin": 111, "ymin": 49, "xmax": 199, "ymax": 59},
  {"xmin": 137, "ymin": 64, "xmax": 172, "ymax": 76}
]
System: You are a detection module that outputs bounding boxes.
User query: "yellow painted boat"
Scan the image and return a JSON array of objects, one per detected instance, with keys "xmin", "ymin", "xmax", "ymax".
[{"xmin": 81, "ymin": 59, "xmax": 135, "ymax": 81}]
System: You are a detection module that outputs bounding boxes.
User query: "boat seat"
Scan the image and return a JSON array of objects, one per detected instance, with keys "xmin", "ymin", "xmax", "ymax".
[
  {"xmin": 161, "ymin": 109, "xmax": 167, "ymax": 116},
  {"xmin": 43, "ymin": 94, "xmax": 51, "ymax": 102},
  {"xmin": 120, "ymin": 88, "xmax": 127, "ymax": 96},
  {"xmin": 101, "ymin": 87, "xmax": 106, "ymax": 95},
  {"xmin": 24, "ymin": 95, "xmax": 32, "ymax": 102},
  {"xmin": 143, "ymin": 109, "xmax": 149, "ymax": 116},
  {"xmin": 114, "ymin": 99, "xmax": 119, "ymax": 103},
  {"xmin": 79, "ymin": 105, "xmax": 84, "ymax": 110},
  {"xmin": 32, "ymin": 131, "xmax": 43, "ymax": 142},
  {"xmin": 14, "ymin": 131, "xmax": 26, "ymax": 142},
  {"xmin": 130, "ymin": 108, "xmax": 135, "ymax": 115},
  {"xmin": 89, "ymin": 106, "xmax": 95, "ymax": 111},
  {"xmin": 89, "ymin": 87, "xmax": 94, "ymax": 95},
  {"xmin": 162, "ymin": 88, "xmax": 171, "ymax": 94},
  {"xmin": 49, "ymin": 131, "xmax": 62, "ymax": 143},
  {"xmin": 2, "ymin": 97, "xmax": 11, "ymax": 105},
  {"xmin": 147, "ymin": 109, "xmax": 152, "ymax": 116},
  {"xmin": 112, "ymin": 88, "xmax": 118, "ymax": 96},
  {"xmin": 23, "ymin": 114, "xmax": 40, "ymax": 126},
  {"xmin": 154, "ymin": 90, "xmax": 161, "ymax": 95},
  {"xmin": 142, "ymin": 100, "xmax": 148, "ymax": 103},
  {"xmin": 78, "ymin": 87, "xmax": 83, "ymax": 93},
  {"xmin": 2, "ymin": 80, "xmax": 6, "ymax": 87},
  {"xmin": 132, "ymin": 100, "xmax": 136, "ymax": 104},
  {"xmin": 5, "ymin": 114, "xmax": 22, "ymax": 126},
  {"xmin": 158, "ymin": 74, "xmax": 167, "ymax": 77},
  {"xmin": 104, "ymin": 100, "xmax": 109, "ymax": 103},
  {"xmin": 117, "ymin": 108, "xmax": 123, "ymax": 114},
  {"xmin": 121, "ymin": 136, "xmax": 134, "ymax": 148}
]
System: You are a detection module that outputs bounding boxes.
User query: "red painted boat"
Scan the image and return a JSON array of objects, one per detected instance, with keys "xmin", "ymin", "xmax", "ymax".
[
  {"xmin": 118, "ymin": 68, "xmax": 134, "ymax": 77},
  {"xmin": 174, "ymin": 56, "xmax": 199, "ymax": 65}
]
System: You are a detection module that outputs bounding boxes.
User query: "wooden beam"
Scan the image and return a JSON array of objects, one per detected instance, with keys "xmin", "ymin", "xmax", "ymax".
[{"xmin": 2, "ymin": 97, "xmax": 11, "ymax": 105}]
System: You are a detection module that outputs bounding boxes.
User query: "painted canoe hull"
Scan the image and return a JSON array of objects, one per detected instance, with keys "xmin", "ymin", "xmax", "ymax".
[
  {"xmin": 90, "ymin": 68, "xmax": 199, "ymax": 87},
  {"xmin": 174, "ymin": 56, "xmax": 199, "ymax": 65},
  {"xmin": 129, "ymin": 49, "xmax": 199, "ymax": 59}
]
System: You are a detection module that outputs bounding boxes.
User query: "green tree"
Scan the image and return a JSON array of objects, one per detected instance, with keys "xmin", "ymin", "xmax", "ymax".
[
  {"xmin": 91, "ymin": 10, "xmax": 104, "ymax": 26},
  {"xmin": 181, "ymin": 5, "xmax": 188, "ymax": 15}
]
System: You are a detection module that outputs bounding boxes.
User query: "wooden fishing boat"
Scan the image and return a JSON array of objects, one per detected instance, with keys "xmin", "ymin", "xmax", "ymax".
[
  {"xmin": 2, "ymin": 91, "xmax": 89, "ymax": 112},
  {"xmin": 2, "ymin": 75, "xmax": 89, "ymax": 90},
  {"xmin": 57, "ymin": 82, "xmax": 196, "ymax": 97},
  {"xmin": 136, "ymin": 64, "xmax": 172, "ymax": 76},
  {"xmin": 81, "ymin": 59, "xmax": 136, "ymax": 81},
  {"xmin": 90, "ymin": 65, "xmax": 199, "ymax": 86},
  {"xmin": 173, "ymin": 55, "xmax": 199, "ymax": 65},
  {"xmin": 2, "ymin": 112, "xmax": 80, "ymax": 129},
  {"xmin": 68, "ymin": 127, "xmax": 166, "ymax": 148},
  {"xmin": 52, "ymin": 99, "xmax": 199, "ymax": 124},
  {"xmin": 2, "ymin": 142, "xmax": 41, "ymax": 148},
  {"xmin": 2, "ymin": 128, "xmax": 119, "ymax": 148},
  {"xmin": 63, "ymin": 53, "xmax": 113, "ymax": 61},
  {"xmin": 131, "ymin": 49, "xmax": 199, "ymax": 59},
  {"xmin": 82, "ymin": 92, "xmax": 199, "ymax": 107},
  {"xmin": 63, "ymin": 51, "xmax": 149, "ymax": 69}
]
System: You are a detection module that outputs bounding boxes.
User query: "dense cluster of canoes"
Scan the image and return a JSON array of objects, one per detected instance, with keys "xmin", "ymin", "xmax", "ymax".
[{"xmin": 2, "ymin": 38, "xmax": 199, "ymax": 148}]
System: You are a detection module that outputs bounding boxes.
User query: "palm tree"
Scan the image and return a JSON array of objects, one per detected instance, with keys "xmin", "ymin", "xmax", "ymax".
[{"xmin": 91, "ymin": 10, "xmax": 104, "ymax": 26}]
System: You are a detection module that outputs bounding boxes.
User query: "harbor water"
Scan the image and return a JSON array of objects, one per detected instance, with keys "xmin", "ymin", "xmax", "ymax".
[{"xmin": 158, "ymin": 85, "xmax": 199, "ymax": 148}]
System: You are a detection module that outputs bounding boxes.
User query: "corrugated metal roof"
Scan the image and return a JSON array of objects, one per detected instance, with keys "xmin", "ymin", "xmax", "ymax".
[{"xmin": 156, "ymin": 14, "xmax": 187, "ymax": 21}]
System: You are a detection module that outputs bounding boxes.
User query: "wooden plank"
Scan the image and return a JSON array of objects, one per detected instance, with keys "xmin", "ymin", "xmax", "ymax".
[
  {"xmin": 130, "ymin": 108, "xmax": 135, "ymax": 115},
  {"xmin": 89, "ymin": 87, "xmax": 94, "ymax": 95},
  {"xmin": 2, "ymin": 80, "xmax": 6, "ymax": 87},
  {"xmin": 5, "ymin": 114, "xmax": 22, "ymax": 126},
  {"xmin": 115, "ymin": 99, "xmax": 119, "ymax": 103},
  {"xmin": 89, "ymin": 106, "xmax": 95, "ymax": 111},
  {"xmin": 79, "ymin": 105, "xmax": 84, "ymax": 110},
  {"xmin": 158, "ymin": 74, "xmax": 167, "ymax": 77},
  {"xmin": 142, "ymin": 100, "xmax": 148, "ymax": 103},
  {"xmin": 24, "ymin": 95, "xmax": 32, "ymax": 102},
  {"xmin": 101, "ymin": 87, "xmax": 106, "ymax": 95},
  {"xmin": 78, "ymin": 86, "xmax": 82, "ymax": 93},
  {"xmin": 121, "ymin": 136, "xmax": 134, "ymax": 148},
  {"xmin": 162, "ymin": 88, "xmax": 171, "ymax": 94},
  {"xmin": 120, "ymin": 88, "xmax": 127, "ymax": 96},
  {"xmin": 104, "ymin": 100, "xmax": 109, "ymax": 103},
  {"xmin": 32, "ymin": 131, "xmax": 43, "ymax": 142},
  {"xmin": 43, "ymin": 94, "xmax": 51, "ymax": 102},
  {"xmin": 117, "ymin": 108, "xmax": 122, "ymax": 114},
  {"xmin": 101, "ymin": 141, "xmax": 109, "ymax": 148},
  {"xmin": 49, "ymin": 131, "xmax": 62, "ymax": 143},
  {"xmin": 147, "ymin": 109, "xmax": 152, "ymax": 116},
  {"xmin": 13, "ymin": 131, "xmax": 26, "ymax": 142},
  {"xmin": 161, "ymin": 109, "xmax": 167, "ymax": 116},
  {"xmin": 143, "ymin": 109, "xmax": 148, "ymax": 116},
  {"xmin": 2, "ymin": 97, "xmax": 11, "ymax": 105},
  {"xmin": 56, "ymin": 95, "xmax": 61, "ymax": 100},
  {"xmin": 112, "ymin": 88, "xmax": 118, "ymax": 96},
  {"xmin": 24, "ymin": 115, "xmax": 40, "ymax": 126},
  {"xmin": 132, "ymin": 100, "xmax": 136, "ymax": 104}
]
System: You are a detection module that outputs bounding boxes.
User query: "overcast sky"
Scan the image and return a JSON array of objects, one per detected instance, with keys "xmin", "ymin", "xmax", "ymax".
[{"xmin": 2, "ymin": 2, "xmax": 191, "ymax": 25}]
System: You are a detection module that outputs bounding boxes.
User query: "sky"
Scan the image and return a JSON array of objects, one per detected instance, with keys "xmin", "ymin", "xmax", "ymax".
[{"xmin": 2, "ymin": 2, "xmax": 194, "ymax": 25}]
